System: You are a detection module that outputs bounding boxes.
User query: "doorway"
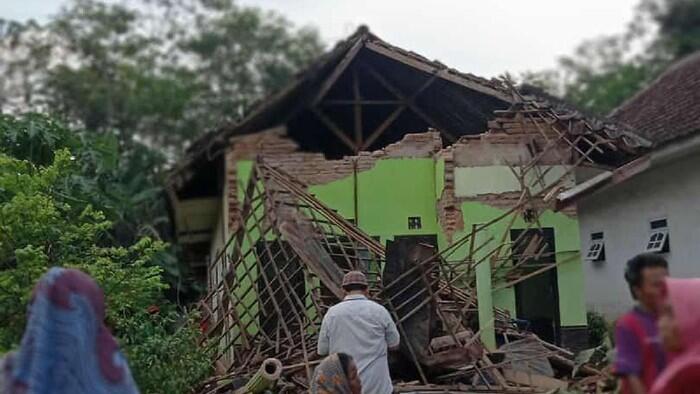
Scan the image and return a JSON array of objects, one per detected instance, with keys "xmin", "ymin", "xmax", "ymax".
[{"xmin": 510, "ymin": 228, "xmax": 561, "ymax": 345}]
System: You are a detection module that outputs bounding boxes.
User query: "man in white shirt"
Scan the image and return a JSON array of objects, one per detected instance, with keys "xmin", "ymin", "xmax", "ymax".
[{"xmin": 317, "ymin": 271, "xmax": 400, "ymax": 394}]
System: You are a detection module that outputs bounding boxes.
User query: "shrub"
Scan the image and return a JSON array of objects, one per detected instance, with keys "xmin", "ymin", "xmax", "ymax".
[
  {"xmin": 587, "ymin": 310, "xmax": 612, "ymax": 348},
  {"xmin": 0, "ymin": 148, "xmax": 211, "ymax": 392}
]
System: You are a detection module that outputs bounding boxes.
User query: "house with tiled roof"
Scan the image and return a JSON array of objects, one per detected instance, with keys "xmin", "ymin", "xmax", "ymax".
[{"xmin": 557, "ymin": 51, "xmax": 700, "ymax": 317}]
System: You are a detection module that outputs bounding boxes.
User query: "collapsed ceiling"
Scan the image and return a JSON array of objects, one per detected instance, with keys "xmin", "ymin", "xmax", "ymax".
[{"xmin": 196, "ymin": 104, "xmax": 627, "ymax": 392}]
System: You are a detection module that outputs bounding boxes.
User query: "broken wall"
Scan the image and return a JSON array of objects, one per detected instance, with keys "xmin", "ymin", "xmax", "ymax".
[
  {"xmin": 216, "ymin": 120, "xmax": 591, "ymax": 351},
  {"xmin": 225, "ymin": 129, "xmax": 444, "ymax": 243},
  {"xmin": 434, "ymin": 123, "xmax": 588, "ymax": 349}
]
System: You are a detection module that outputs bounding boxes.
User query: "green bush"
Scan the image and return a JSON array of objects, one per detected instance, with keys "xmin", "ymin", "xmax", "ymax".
[
  {"xmin": 587, "ymin": 310, "xmax": 612, "ymax": 348},
  {"xmin": 119, "ymin": 311, "xmax": 211, "ymax": 394},
  {"xmin": 0, "ymin": 122, "xmax": 211, "ymax": 392}
]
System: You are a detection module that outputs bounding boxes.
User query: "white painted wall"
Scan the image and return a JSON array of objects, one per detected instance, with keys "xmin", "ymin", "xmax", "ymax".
[
  {"xmin": 454, "ymin": 165, "xmax": 575, "ymax": 197},
  {"xmin": 577, "ymin": 154, "xmax": 700, "ymax": 319}
]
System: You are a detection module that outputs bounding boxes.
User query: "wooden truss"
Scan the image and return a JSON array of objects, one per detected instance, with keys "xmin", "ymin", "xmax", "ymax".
[
  {"xmin": 310, "ymin": 59, "xmax": 458, "ymax": 155},
  {"xmin": 196, "ymin": 95, "xmax": 627, "ymax": 393}
]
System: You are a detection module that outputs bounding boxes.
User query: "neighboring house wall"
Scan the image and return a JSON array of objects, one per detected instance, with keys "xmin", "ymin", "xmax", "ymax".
[{"xmin": 578, "ymin": 154, "xmax": 700, "ymax": 319}]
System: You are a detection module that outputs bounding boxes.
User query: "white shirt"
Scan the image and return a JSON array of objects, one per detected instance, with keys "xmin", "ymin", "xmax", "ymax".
[{"xmin": 317, "ymin": 294, "xmax": 400, "ymax": 394}]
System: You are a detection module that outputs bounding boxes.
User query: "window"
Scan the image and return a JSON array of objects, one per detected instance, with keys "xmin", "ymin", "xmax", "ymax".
[
  {"xmin": 645, "ymin": 219, "xmax": 670, "ymax": 253},
  {"xmin": 585, "ymin": 232, "xmax": 605, "ymax": 262},
  {"xmin": 408, "ymin": 216, "xmax": 422, "ymax": 230}
]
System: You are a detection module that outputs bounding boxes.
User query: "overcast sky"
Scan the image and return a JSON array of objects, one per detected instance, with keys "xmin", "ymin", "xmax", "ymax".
[{"xmin": 1, "ymin": 0, "xmax": 640, "ymax": 77}]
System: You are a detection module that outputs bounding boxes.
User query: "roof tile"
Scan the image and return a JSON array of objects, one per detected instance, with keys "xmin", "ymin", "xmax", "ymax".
[{"xmin": 610, "ymin": 51, "xmax": 700, "ymax": 146}]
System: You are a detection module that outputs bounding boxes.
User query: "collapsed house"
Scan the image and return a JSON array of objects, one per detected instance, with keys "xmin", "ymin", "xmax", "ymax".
[{"xmin": 166, "ymin": 26, "xmax": 648, "ymax": 392}]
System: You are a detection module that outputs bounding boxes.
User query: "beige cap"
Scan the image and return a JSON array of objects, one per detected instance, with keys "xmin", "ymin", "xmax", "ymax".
[{"xmin": 341, "ymin": 270, "xmax": 368, "ymax": 287}]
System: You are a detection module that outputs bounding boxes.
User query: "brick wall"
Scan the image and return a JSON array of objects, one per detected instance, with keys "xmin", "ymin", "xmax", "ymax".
[
  {"xmin": 225, "ymin": 129, "xmax": 442, "ymax": 233},
  {"xmin": 435, "ymin": 119, "xmax": 580, "ymax": 243},
  {"xmin": 224, "ymin": 123, "xmax": 579, "ymax": 241}
]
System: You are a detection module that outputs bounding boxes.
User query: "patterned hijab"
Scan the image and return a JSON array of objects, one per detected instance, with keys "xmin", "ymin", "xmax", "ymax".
[
  {"xmin": 2, "ymin": 267, "xmax": 139, "ymax": 394},
  {"xmin": 310, "ymin": 354, "xmax": 352, "ymax": 394}
]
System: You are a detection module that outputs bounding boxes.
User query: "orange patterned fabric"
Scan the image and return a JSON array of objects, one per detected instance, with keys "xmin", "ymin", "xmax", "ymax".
[{"xmin": 310, "ymin": 354, "xmax": 351, "ymax": 394}]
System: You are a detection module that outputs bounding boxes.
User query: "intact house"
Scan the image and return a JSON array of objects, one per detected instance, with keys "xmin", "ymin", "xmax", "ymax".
[
  {"xmin": 166, "ymin": 27, "xmax": 648, "ymax": 355},
  {"xmin": 557, "ymin": 51, "xmax": 700, "ymax": 319}
]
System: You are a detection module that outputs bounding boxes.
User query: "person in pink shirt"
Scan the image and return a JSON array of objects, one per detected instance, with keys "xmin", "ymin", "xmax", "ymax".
[
  {"xmin": 614, "ymin": 253, "xmax": 669, "ymax": 394},
  {"xmin": 651, "ymin": 278, "xmax": 700, "ymax": 394}
]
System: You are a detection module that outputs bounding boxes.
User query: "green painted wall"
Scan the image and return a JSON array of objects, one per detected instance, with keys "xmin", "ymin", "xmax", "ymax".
[
  {"xmin": 231, "ymin": 160, "xmax": 262, "ymax": 338},
  {"xmin": 308, "ymin": 175, "xmax": 355, "ymax": 220},
  {"xmin": 357, "ymin": 159, "xmax": 439, "ymax": 241},
  {"xmin": 310, "ymin": 158, "xmax": 440, "ymax": 244},
  {"xmin": 226, "ymin": 157, "xmax": 586, "ymax": 332},
  {"xmin": 475, "ymin": 228, "xmax": 496, "ymax": 350},
  {"xmin": 454, "ymin": 165, "xmax": 575, "ymax": 198},
  {"xmin": 435, "ymin": 157, "xmax": 445, "ymax": 198},
  {"xmin": 437, "ymin": 201, "xmax": 586, "ymax": 327}
]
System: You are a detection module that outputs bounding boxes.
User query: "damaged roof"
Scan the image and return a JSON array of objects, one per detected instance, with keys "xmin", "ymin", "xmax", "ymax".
[
  {"xmin": 171, "ymin": 26, "xmax": 514, "ymax": 184},
  {"xmin": 169, "ymin": 26, "xmax": 651, "ymax": 200},
  {"xmin": 610, "ymin": 51, "xmax": 700, "ymax": 146},
  {"xmin": 487, "ymin": 88, "xmax": 651, "ymax": 167}
]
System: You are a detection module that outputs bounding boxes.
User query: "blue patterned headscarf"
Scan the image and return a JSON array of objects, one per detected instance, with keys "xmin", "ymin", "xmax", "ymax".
[{"xmin": 2, "ymin": 267, "xmax": 139, "ymax": 394}]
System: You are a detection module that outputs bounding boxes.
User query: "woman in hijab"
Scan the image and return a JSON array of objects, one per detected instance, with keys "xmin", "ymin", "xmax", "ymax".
[
  {"xmin": 651, "ymin": 278, "xmax": 700, "ymax": 394},
  {"xmin": 311, "ymin": 353, "xmax": 362, "ymax": 394},
  {"xmin": 0, "ymin": 267, "xmax": 139, "ymax": 393}
]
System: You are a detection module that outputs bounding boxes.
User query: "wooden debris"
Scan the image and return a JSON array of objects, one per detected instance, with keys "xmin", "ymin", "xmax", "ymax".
[
  {"xmin": 502, "ymin": 369, "xmax": 568, "ymax": 390},
  {"xmin": 195, "ymin": 87, "xmax": 623, "ymax": 393}
]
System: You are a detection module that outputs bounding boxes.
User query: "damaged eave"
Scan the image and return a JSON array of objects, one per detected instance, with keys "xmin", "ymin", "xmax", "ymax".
[{"xmin": 557, "ymin": 128, "xmax": 700, "ymax": 209}]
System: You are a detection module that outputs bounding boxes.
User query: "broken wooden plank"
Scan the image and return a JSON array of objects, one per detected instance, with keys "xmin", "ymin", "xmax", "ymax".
[{"xmin": 502, "ymin": 369, "xmax": 568, "ymax": 390}]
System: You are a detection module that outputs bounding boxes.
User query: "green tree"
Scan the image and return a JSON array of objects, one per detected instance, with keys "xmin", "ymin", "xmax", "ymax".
[
  {"xmin": 0, "ymin": 113, "xmax": 202, "ymax": 301},
  {"xmin": 1, "ymin": 0, "xmax": 324, "ymax": 299},
  {"xmin": 523, "ymin": 0, "xmax": 700, "ymax": 115},
  {"xmin": 0, "ymin": 120, "xmax": 211, "ymax": 392},
  {"xmin": 648, "ymin": 0, "xmax": 700, "ymax": 59},
  {"xmin": 1, "ymin": 0, "xmax": 324, "ymax": 153}
]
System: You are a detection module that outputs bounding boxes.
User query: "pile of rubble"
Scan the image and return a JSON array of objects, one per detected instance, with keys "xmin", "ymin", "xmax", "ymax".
[
  {"xmin": 193, "ymin": 96, "xmax": 635, "ymax": 393},
  {"xmin": 195, "ymin": 159, "xmax": 612, "ymax": 394}
]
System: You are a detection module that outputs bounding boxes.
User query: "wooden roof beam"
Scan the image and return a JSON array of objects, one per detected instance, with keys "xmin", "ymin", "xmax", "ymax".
[
  {"xmin": 361, "ymin": 63, "xmax": 458, "ymax": 144},
  {"xmin": 312, "ymin": 39, "xmax": 365, "ymax": 107},
  {"xmin": 364, "ymin": 41, "xmax": 512, "ymax": 103},
  {"xmin": 361, "ymin": 105, "xmax": 406, "ymax": 151},
  {"xmin": 311, "ymin": 107, "xmax": 359, "ymax": 153},
  {"xmin": 353, "ymin": 69, "xmax": 363, "ymax": 149}
]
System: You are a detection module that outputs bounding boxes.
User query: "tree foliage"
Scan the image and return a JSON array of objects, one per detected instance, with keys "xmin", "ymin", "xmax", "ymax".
[
  {"xmin": 0, "ymin": 0, "xmax": 324, "ymax": 299},
  {"xmin": 0, "ymin": 2, "xmax": 324, "ymax": 391},
  {"xmin": 0, "ymin": 113, "xmax": 166, "ymax": 245},
  {"xmin": 1, "ymin": 0, "xmax": 324, "ymax": 153},
  {"xmin": 0, "ymin": 114, "xmax": 211, "ymax": 393},
  {"xmin": 651, "ymin": 0, "xmax": 700, "ymax": 59},
  {"xmin": 523, "ymin": 0, "xmax": 700, "ymax": 115}
]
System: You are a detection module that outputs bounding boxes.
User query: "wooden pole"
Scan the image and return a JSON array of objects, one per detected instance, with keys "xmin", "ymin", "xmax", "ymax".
[{"xmin": 353, "ymin": 69, "xmax": 363, "ymax": 151}]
